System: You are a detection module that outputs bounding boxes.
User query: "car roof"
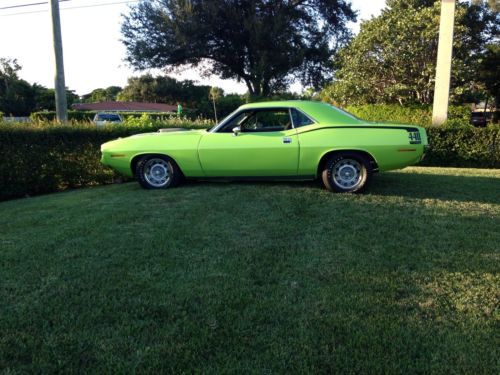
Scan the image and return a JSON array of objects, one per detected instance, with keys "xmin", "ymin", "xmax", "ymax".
[{"xmin": 238, "ymin": 100, "xmax": 363, "ymax": 125}]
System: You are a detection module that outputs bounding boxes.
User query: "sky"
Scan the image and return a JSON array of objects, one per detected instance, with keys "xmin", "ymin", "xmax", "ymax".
[{"xmin": 0, "ymin": 0, "xmax": 386, "ymax": 96}]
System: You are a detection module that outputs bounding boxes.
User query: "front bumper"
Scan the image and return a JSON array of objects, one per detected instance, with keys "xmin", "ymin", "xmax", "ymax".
[{"xmin": 100, "ymin": 150, "xmax": 134, "ymax": 177}]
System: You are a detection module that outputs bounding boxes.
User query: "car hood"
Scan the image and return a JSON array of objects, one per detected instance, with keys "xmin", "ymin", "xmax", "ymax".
[
  {"xmin": 128, "ymin": 128, "xmax": 205, "ymax": 137},
  {"xmin": 101, "ymin": 128, "xmax": 207, "ymax": 151}
]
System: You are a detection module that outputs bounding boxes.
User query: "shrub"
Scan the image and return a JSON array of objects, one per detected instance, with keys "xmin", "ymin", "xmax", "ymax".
[
  {"xmin": 29, "ymin": 110, "xmax": 190, "ymax": 122},
  {"xmin": 345, "ymin": 104, "xmax": 472, "ymax": 126},
  {"xmin": 422, "ymin": 126, "xmax": 500, "ymax": 168},
  {"xmin": 122, "ymin": 113, "xmax": 212, "ymax": 129},
  {"xmin": 0, "ymin": 120, "xmax": 211, "ymax": 201},
  {"xmin": 30, "ymin": 110, "xmax": 94, "ymax": 122}
]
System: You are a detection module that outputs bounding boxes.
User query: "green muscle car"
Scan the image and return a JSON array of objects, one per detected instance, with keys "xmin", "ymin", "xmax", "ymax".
[{"xmin": 101, "ymin": 101, "xmax": 428, "ymax": 193}]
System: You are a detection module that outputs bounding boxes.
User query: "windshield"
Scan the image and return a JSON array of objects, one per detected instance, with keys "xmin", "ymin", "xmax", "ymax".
[
  {"xmin": 207, "ymin": 108, "xmax": 240, "ymax": 132},
  {"xmin": 96, "ymin": 114, "xmax": 121, "ymax": 122}
]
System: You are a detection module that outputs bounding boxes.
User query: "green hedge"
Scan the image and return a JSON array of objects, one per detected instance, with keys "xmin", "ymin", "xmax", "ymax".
[
  {"xmin": 30, "ymin": 110, "xmax": 186, "ymax": 122},
  {"xmin": 0, "ymin": 121, "xmax": 498, "ymax": 201},
  {"xmin": 345, "ymin": 104, "xmax": 471, "ymax": 126},
  {"xmin": 422, "ymin": 126, "xmax": 500, "ymax": 168},
  {"xmin": 0, "ymin": 119, "xmax": 209, "ymax": 201},
  {"xmin": 30, "ymin": 111, "xmax": 94, "ymax": 122}
]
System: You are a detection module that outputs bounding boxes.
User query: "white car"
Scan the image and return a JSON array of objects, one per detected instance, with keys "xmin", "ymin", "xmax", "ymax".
[{"xmin": 93, "ymin": 113, "xmax": 123, "ymax": 127}]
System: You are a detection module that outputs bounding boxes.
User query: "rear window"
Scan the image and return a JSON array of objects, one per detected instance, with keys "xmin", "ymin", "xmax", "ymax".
[
  {"xmin": 328, "ymin": 105, "xmax": 362, "ymax": 121},
  {"xmin": 96, "ymin": 114, "xmax": 121, "ymax": 122},
  {"xmin": 291, "ymin": 108, "xmax": 314, "ymax": 127}
]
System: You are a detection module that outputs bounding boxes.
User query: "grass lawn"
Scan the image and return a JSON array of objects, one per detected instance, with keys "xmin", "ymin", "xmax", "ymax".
[{"xmin": 1, "ymin": 167, "xmax": 499, "ymax": 373}]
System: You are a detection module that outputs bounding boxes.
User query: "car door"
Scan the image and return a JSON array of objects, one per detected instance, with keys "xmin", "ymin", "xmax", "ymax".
[{"xmin": 198, "ymin": 108, "xmax": 299, "ymax": 177}]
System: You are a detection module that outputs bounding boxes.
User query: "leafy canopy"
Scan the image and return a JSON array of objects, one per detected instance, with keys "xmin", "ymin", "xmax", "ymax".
[
  {"xmin": 81, "ymin": 86, "xmax": 123, "ymax": 103},
  {"xmin": 0, "ymin": 58, "xmax": 78, "ymax": 116},
  {"xmin": 121, "ymin": 0, "xmax": 356, "ymax": 96},
  {"xmin": 321, "ymin": 0, "xmax": 499, "ymax": 106},
  {"xmin": 117, "ymin": 74, "xmax": 217, "ymax": 106}
]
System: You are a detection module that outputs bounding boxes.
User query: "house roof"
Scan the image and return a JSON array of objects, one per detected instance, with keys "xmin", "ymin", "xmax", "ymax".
[{"xmin": 72, "ymin": 101, "xmax": 177, "ymax": 112}]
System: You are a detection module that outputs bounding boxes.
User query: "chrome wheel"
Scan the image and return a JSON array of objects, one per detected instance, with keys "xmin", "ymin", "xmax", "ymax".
[
  {"xmin": 143, "ymin": 158, "xmax": 171, "ymax": 188},
  {"xmin": 332, "ymin": 158, "xmax": 362, "ymax": 189}
]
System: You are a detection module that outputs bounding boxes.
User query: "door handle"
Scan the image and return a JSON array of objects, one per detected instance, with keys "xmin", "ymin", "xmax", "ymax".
[{"xmin": 283, "ymin": 137, "xmax": 292, "ymax": 144}]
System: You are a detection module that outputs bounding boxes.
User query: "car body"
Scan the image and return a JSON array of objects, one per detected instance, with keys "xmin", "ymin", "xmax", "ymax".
[
  {"xmin": 101, "ymin": 101, "xmax": 428, "ymax": 192},
  {"xmin": 93, "ymin": 113, "xmax": 123, "ymax": 127},
  {"xmin": 470, "ymin": 111, "xmax": 490, "ymax": 127}
]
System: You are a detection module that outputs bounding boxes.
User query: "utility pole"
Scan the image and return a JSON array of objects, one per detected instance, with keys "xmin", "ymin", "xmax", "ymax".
[
  {"xmin": 432, "ymin": 0, "xmax": 456, "ymax": 125},
  {"xmin": 49, "ymin": 0, "xmax": 68, "ymax": 122}
]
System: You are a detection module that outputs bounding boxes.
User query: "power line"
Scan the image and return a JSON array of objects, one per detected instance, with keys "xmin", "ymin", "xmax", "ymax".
[
  {"xmin": 0, "ymin": 0, "xmax": 138, "ymax": 16},
  {"xmin": 0, "ymin": 1, "xmax": 70, "ymax": 11}
]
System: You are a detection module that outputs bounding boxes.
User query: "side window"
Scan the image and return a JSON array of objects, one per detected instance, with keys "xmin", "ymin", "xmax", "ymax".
[
  {"xmin": 291, "ymin": 108, "xmax": 314, "ymax": 128},
  {"xmin": 216, "ymin": 109, "xmax": 292, "ymax": 133},
  {"xmin": 241, "ymin": 109, "xmax": 291, "ymax": 132},
  {"xmin": 217, "ymin": 111, "xmax": 252, "ymax": 133}
]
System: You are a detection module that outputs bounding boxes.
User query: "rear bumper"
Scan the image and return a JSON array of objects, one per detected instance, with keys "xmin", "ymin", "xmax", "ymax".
[{"xmin": 421, "ymin": 144, "xmax": 430, "ymax": 161}]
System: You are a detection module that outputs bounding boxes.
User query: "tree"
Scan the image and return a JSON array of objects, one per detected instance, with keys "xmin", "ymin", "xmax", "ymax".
[
  {"xmin": 0, "ymin": 58, "xmax": 78, "ymax": 115},
  {"xmin": 105, "ymin": 86, "xmax": 123, "ymax": 101},
  {"xmin": 122, "ymin": 0, "xmax": 356, "ymax": 97},
  {"xmin": 209, "ymin": 87, "xmax": 223, "ymax": 123},
  {"xmin": 473, "ymin": 0, "xmax": 499, "ymax": 12},
  {"xmin": 117, "ymin": 74, "xmax": 214, "ymax": 106},
  {"xmin": 33, "ymin": 85, "xmax": 79, "ymax": 111},
  {"xmin": 81, "ymin": 86, "xmax": 123, "ymax": 102},
  {"xmin": 477, "ymin": 43, "xmax": 500, "ymax": 116},
  {"xmin": 321, "ymin": 0, "xmax": 499, "ymax": 106},
  {"xmin": 0, "ymin": 58, "xmax": 35, "ymax": 116}
]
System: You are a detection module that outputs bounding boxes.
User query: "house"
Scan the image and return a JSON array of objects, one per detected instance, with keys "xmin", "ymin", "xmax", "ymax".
[{"xmin": 72, "ymin": 101, "xmax": 177, "ymax": 113}]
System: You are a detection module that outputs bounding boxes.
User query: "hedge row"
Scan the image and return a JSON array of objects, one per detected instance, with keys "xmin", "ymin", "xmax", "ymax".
[
  {"xmin": 30, "ymin": 110, "xmax": 191, "ymax": 122},
  {"xmin": 29, "ymin": 104, "xmax": 476, "ymax": 126},
  {"xmin": 0, "ymin": 120, "xmax": 207, "ymax": 201},
  {"xmin": 423, "ymin": 127, "xmax": 499, "ymax": 168},
  {"xmin": 345, "ymin": 104, "xmax": 471, "ymax": 126},
  {"xmin": 0, "ymin": 122, "xmax": 498, "ymax": 201}
]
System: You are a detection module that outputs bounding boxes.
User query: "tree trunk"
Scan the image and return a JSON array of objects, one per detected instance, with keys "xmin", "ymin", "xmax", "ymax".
[
  {"xmin": 246, "ymin": 77, "xmax": 271, "ymax": 97},
  {"xmin": 212, "ymin": 98, "xmax": 218, "ymax": 123}
]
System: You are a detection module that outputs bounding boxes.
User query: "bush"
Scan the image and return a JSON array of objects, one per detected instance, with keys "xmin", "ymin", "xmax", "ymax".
[
  {"xmin": 29, "ymin": 110, "xmax": 189, "ymax": 122},
  {"xmin": 121, "ymin": 113, "xmax": 213, "ymax": 129},
  {"xmin": 344, "ymin": 104, "xmax": 472, "ymax": 126},
  {"xmin": 422, "ymin": 126, "xmax": 500, "ymax": 168},
  {"xmin": 189, "ymin": 95, "xmax": 247, "ymax": 121},
  {"xmin": 30, "ymin": 110, "xmax": 94, "ymax": 122},
  {"xmin": 0, "ymin": 119, "xmax": 498, "ymax": 201},
  {"xmin": 0, "ymin": 120, "xmax": 212, "ymax": 201}
]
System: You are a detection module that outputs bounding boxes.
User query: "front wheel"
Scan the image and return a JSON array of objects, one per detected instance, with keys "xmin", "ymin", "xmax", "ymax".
[
  {"xmin": 321, "ymin": 153, "xmax": 372, "ymax": 193},
  {"xmin": 135, "ymin": 155, "xmax": 181, "ymax": 189}
]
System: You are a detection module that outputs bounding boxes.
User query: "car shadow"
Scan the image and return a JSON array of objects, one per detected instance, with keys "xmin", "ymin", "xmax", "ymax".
[{"xmin": 186, "ymin": 172, "xmax": 499, "ymax": 205}]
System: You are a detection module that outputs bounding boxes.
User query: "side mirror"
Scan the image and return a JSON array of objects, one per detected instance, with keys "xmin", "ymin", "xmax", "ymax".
[{"xmin": 232, "ymin": 126, "xmax": 241, "ymax": 136}]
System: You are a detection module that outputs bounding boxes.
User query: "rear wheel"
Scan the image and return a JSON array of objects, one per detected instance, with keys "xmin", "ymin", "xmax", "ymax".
[
  {"xmin": 135, "ymin": 155, "xmax": 181, "ymax": 189},
  {"xmin": 321, "ymin": 152, "xmax": 372, "ymax": 193}
]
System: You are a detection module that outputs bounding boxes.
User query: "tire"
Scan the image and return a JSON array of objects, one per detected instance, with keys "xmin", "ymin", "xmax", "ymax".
[
  {"xmin": 135, "ymin": 155, "xmax": 182, "ymax": 189},
  {"xmin": 321, "ymin": 152, "xmax": 372, "ymax": 193}
]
